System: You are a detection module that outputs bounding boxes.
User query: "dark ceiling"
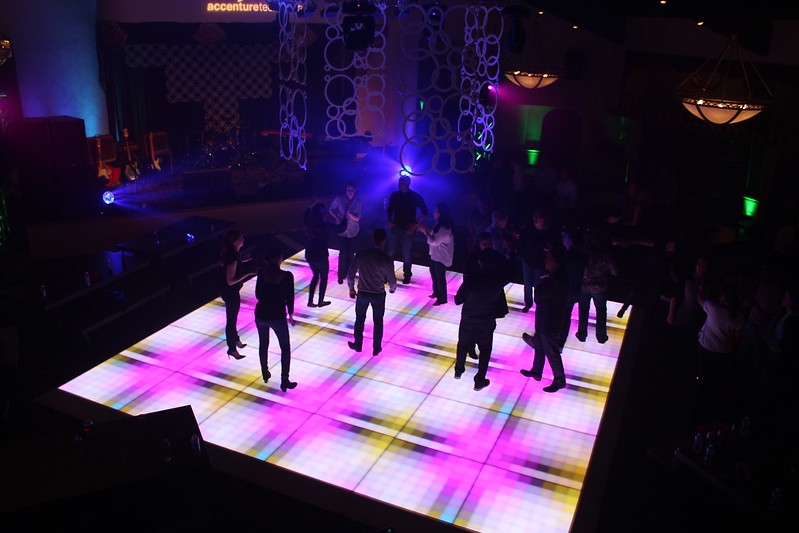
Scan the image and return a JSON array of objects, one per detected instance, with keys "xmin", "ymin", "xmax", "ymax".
[{"xmin": 519, "ymin": 0, "xmax": 799, "ymax": 54}]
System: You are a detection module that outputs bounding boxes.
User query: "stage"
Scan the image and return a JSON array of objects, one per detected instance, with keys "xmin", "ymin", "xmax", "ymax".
[{"xmin": 46, "ymin": 249, "xmax": 632, "ymax": 532}]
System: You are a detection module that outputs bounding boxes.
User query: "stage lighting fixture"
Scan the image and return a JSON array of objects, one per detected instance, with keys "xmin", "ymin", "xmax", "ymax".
[
  {"xmin": 343, "ymin": 14, "xmax": 375, "ymax": 51},
  {"xmin": 102, "ymin": 191, "xmax": 115, "ymax": 205}
]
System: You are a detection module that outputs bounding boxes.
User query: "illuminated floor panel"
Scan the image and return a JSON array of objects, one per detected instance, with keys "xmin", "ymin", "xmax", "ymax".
[{"xmin": 57, "ymin": 250, "xmax": 631, "ymax": 532}]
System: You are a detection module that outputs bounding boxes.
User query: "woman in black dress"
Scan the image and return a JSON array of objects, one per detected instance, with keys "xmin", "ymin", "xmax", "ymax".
[{"xmin": 219, "ymin": 229, "xmax": 254, "ymax": 359}]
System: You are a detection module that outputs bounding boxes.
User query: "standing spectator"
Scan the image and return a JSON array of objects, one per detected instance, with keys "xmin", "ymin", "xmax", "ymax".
[
  {"xmin": 419, "ymin": 203, "xmax": 455, "ymax": 305},
  {"xmin": 521, "ymin": 250, "xmax": 570, "ymax": 393},
  {"xmin": 219, "ymin": 229, "xmax": 255, "ymax": 360},
  {"xmin": 517, "ymin": 207, "xmax": 561, "ymax": 313},
  {"xmin": 465, "ymin": 195, "xmax": 492, "ymax": 251},
  {"xmin": 558, "ymin": 227, "xmax": 589, "ymax": 350},
  {"xmin": 303, "ymin": 202, "xmax": 344, "ymax": 308},
  {"xmin": 554, "ymin": 166, "xmax": 579, "ymax": 227},
  {"xmin": 254, "ymin": 247, "xmax": 297, "ymax": 392},
  {"xmin": 328, "ymin": 181, "xmax": 362, "ymax": 285},
  {"xmin": 576, "ymin": 230, "xmax": 618, "ymax": 344},
  {"xmin": 486, "ymin": 208, "xmax": 513, "ymax": 259},
  {"xmin": 454, "ymin": 248, "xmax": 510, "ymax": 391},
  {"xmin": 386, "ymin": 175, "xmax": 429, "ymax": 284},
  {"xmin": 347, "ymin": 228, "xmax": 398, "ymax": 356}
]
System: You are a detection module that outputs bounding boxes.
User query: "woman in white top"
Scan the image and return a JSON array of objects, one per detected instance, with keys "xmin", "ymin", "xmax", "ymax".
[
  {"xmin": 696, "ymin": 281, "xmax": 745, "ymax": 396},
  {"xmin": 420, "ymin": 203, "xmax": 455, "ymax": 305}
]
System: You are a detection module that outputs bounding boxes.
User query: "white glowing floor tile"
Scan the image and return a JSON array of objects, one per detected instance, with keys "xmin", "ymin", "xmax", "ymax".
[
  {"xmin": 355, "ymin": 440, "xmax": 482, "ymax": 524},
  {"xmin": 355, "ymin": 346, "xmax": 453, "ymax": 393},
  {"xmin": 512, "ymin": 378, "xmax": 609, "ymax": 435},
  {"xmin": 119, "ymin": 325, "xmax": 222, "ymax": 371},
  {"xmin": 59, "ymin": 355, "xmax": 174, "ymax": 411},
  {"xmin": 455, "ymin": 465, "xmax": 579, "ymax": 533},
  {"xmin": 429, "ymin": 366, "xmax": 529, "ymax": 415},
  {"xmin": 55, "ymin": 249, "xmax": 630, "ymax": 532},
  {"xmin": 119, "ymin": 371, "xmax": 242, "ymax": 422},
  {"xmin": 487, "ymin": 416, "xmax": 596, "ymax": 490},
  {"xmin": 316, "ymin": 376, "xmax": 428, "ymax": 436},
  {"xmin": 201, "ymin": 391, "xmax": 313, "ymax": 460},
  {"xmin": 397, "ymin": 395, "xmax": 510, "ymax": 462},
  {"xmin": 267, "ymin": 413, "xmax": 394, "ymax": 490}
]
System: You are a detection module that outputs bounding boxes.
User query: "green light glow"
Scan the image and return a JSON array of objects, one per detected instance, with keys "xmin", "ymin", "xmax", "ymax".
[
  {"xmin": 743, "ymin": 196, "xmax": 758, "ymax": 217},
  {"xmin": 527, "ymin": 149, "xmax": 540, "ymax": 166}
]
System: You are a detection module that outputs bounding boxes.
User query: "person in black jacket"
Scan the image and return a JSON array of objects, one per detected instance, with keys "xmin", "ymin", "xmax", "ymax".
[
  {"xmin": 521, "ymin": 250, "xmax": 570, "ymax": 393},
  {"xmin": 254, "ymin": 246, "xmax": 297, "ymax": 392},
  {"xmin": 454, "ymin": 248, "xmax": 510, "ymax": 391}
]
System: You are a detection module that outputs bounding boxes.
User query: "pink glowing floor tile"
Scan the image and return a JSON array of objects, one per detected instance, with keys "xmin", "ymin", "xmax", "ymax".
[
  {"xmin": 383, "ymin": 286, "xmax": 430, "ymax": 316},
  {"xmin": 487, "ymin": 415, "xmax": 596, "ymax": 490},
  {"xmin": 561, "ymin": 347, "xmax": 617, "ymax": 391},
  {"xmin": 178, "ymin": 344, "xmax": 264, "ymax": 391},
  {"xmin": 326, "ymin": 308, "xmax": 415, "ymax": 345},
  {"xmin": 428, "ymin": 365, "xmax": 527, "ymax": 414},
  {"xmin": 119, "ymin": 371, "xmax": 243, "ymax": 422},
  {"xmin": 316, "ymin": 375, "xmax": 428, "ymax": 436},
  {"xmin": 241, "ymin": 359, "xmax": 353, "ymax": 413},
  {"xmin": 388, "ymin": 316, "xmax": 460, "ymax": 356},
  {"xmin": 290, "ymin": 327, "xmax": 371, "ymax": 374},
  {"xmin": 456, "ymin": 464, "xmax": 580, "ymax": 533},
  {"xmin": 415, "ymin": 298, "xmax": 464, "ymax": 324},
  {"xmin": 354, "ymin": 346, "xmax": 453, "ymax": 393},
  {"xmin": 171, "ymin": 298, "xmax": 227, "ymax": 336},
  {"xmin": 396, "ymin": 395, "xmax": 510, "ymax": 462},
  {"xmin": 511, "ymin": 379, "xmax": 609, "ymax": 435},
  {"xmin": 267, "ymin": 413, "xmax": 394, "ymax": 490},
  {"xmin": 494, "ymin": 307, "xmax": 536, "ymax": 338},
  {"xmin": 119, "ymin": 325, "xmax": 224, "ymax": 372},
  {"xmin": 355, "ymin": 440, "xmax": 483, "ymax": 524},
  {"xmin": 200, "ymin": 391, "xmax": 313, "ymax": 460},
  {"xmin": 59, "ymin": 354, "xmax": 175, "ymax": 411}
]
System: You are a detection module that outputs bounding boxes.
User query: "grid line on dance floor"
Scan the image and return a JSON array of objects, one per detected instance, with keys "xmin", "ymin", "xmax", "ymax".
[{"xmin": 58, "ymin": 250, "xmax": 630, "ymax": 532}]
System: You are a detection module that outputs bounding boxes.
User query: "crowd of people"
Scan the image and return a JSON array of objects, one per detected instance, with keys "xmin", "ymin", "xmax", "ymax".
[{"xmin": 214, "ymin": 156, "xmax": 799, "ymax": 427}]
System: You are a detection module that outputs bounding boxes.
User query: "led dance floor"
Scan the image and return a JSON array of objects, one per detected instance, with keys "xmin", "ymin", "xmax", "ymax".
[{"xmin": 57, "ymin": 250, "xmax": 631, "ymax": 532}]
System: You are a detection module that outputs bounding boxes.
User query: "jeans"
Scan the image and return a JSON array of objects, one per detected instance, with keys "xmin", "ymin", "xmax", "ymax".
[
  {"xmin": 429, "ymin": 260, "xmax": 448, "ymax": 302},
  {"xmin": 307, "ymin": 257, "xmax": 329, "ymax": 304},
  {"xmin": 337, "ymin": 235, "xmax": 355, "ymax": 282},
  {"xmin": 255, "ymin": 317, "xmax": 292, "ymax": 381},
  {"xmin": 221, "ymin": 288, "xmax": 241, "ymax": 350},
  {"xmin": 521, "ymin": 260, "xmax": 546, "ymax": 308},
  {"xmin": 353, "ymin": 291, "xmax": 386, "ymax": 352},
  {"xmin": 531, "ymin": 332, "xmax": 565, "ymax": 383},
  {"xmin": 455, "ymin": 316, "xmax": 496, "ymax": 383},
  {"xmin": 387, "ymin": 226, "xmax": 413, "ymax": 281},
  {"xmin": 577, "ymin": 289, "xmax": 608, "ymax": 342}
]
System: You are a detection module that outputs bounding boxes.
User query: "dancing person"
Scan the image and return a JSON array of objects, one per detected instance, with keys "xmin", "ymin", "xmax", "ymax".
[
  {"xmin": 521, "ymin": 250, "xmax": 570, "ymax": 393},
  {"xmin": 454, "ymin": 248, "xmax": 510, "ymax": 391},
  {"xmin": 329, "ymin": 181, "xmax": 362, "ymax": 285},
  {"xmin": 386, "ymin": 175, "xmax": 429, "ymax": 284},
  {"xmin": 347, "ymin": 228, "xmax": 398, "ymax": 356},
  {"xmin": 517, "ymin": 207, "xmax": 561, "ymax": 313},
  {"xmin": 219, "ymin": 229, "xmax": 255, "ymax": 359},
  {"xmin": 419, "ymin": 202, "xmax": 454, "ymax": 305},
  {"xmin": 254, "ymin": 246, "xmax": 297, "ymax": 392},
  {"xmin": 303, "ymin": 202, "xmax": 344, "ymax": 308}
]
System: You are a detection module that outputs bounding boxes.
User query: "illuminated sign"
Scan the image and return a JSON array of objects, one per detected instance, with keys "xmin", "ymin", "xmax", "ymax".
[{"xmin": 207, "ymin": 1, "xmax": 275, "ymax": 13}]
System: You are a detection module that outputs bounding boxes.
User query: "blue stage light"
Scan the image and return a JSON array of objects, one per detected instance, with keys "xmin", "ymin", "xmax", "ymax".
[{"xmin": 102, "ymin": 191, "xmax": 115, "ymax": 205}]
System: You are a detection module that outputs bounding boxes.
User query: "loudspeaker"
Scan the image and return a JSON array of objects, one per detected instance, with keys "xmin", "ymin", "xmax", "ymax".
[{"xmin": 7, "ymin": 116, "xmax": 98, "ymax": 222}]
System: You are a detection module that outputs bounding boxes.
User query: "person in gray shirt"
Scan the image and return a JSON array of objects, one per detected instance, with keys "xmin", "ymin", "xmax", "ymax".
[{"xmin": 347, "ymin": 228, "xmax": 397, "ymax": 356}]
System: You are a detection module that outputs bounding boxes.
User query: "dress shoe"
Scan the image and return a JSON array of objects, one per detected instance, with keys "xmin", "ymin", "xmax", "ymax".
[
  {"xmin": 263, "ymin": 371, "xmax": 272, "ymax": 383},
  {"xmin": 575, "ymin": 332, "xmax": 587, "ymax": 342},
  {"xmin": 522, "ymin": 332, "xmax": 535, "ymax": 349},
  {"xmin": 308, "ymin": 301, "xmax": 317, "ymax": 307},
  {"xmin": 617, "ymin": 305, "xmax": 628, "ymax": 318},
  {"xmin": 338, "ymin": 278, "xmax": 344, "ymax": 285},
  {"xmin": 280, "ymin": 380, "xmax": 297, "ymax": 392},
  {"xmin": 543, "ymin": 380, "xmax": 566, "ymax": 393},
  {"xmin": 521, "ymin": 305, "xmax": 531, "ymax": 313},
  {"xmin": 318, "ymin": 301, "xmax": 331, "ymax": 308},
  {"xmin": 467, "ymin": 350, "xmax": 479, "ymax": 360},
  {"xmin": 433, "ymin": 300, "xmax": 446, "ymax": 306},
  {"xmin": 597, "ymin": 336, "xmax": 608, "ymax": 344},
  {"xmin": 429, "ymin": 294, "xmax": 437, "ymax": 298},
  {"xmin": 348, "ymin": 341, "xmax": 362, "ymax": 352},
  {"xmin": 373, "ymin": 347, "xmax": 382, "ymax": 357},
  {"xmin": 402, "ymin": 277, "xmax": 411, "ymax": 285},
  {"xmin": 473, "ymin": 379, "xmax": 490, "ymax": 391},
  {"xmin": 454, "ymin": 371, "xmax": 462, "ymax": 380},
  {"xmin": 227, "ymin": 350, "xmax": 245, "ymax": 360},
  {"xmin": 236, "ymin": 340, "xmax": 247, "ymax": 349},
  {"xmin": 520, "ymin": 369, "xmax": 542, "ymax": 381}
]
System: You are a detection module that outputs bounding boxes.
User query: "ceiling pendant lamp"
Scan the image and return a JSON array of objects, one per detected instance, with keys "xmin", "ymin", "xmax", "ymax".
[
  {"xmin": 677, "ymin": 34, "xmax": 772, "ymax": 125},
  {"xmin": 503, "ymin": 11, "xmax": 560, "ymax": 90}
]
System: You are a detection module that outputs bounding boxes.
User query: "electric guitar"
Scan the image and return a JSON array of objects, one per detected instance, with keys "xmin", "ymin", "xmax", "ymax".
[
  {"xmin": 147, "ymin": 132, "xmax": 162, "ymax": 172},
  {"xmin": 95, "ymin": 137, "xmax": 120, "ymax": 187},
  {"xmin": 121, "ymin": 128, "xmax": 139, "ymax": 181}
]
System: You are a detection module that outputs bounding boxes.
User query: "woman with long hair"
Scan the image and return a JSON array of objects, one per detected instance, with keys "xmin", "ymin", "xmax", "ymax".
[
  {"xmin": 255, "ymin": 246, "xmax": 297, "ymax": 392},
  {"xmin": 420, "ymin": 202, "xmax": 455, "ymax": 306},
  {"xmin": 219, "ymin": 229, "xmax": 254, "ymax": 359}
]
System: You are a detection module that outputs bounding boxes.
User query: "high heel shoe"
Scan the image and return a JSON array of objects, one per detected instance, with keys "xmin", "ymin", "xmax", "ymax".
[
  {"xmin": 263, "ymin": 371, "xmax": 271, "ymax": 383},
  {"xmin": 236, "ymin": 340, "xmax": 247, "ymax": 349},
  {"xmin": 227, "ymin": 350, "xmax": 245, "ymax": 360},
  {"xmin": 280, "ymin": 380, "xmax": 297, "ymax": 392}
]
